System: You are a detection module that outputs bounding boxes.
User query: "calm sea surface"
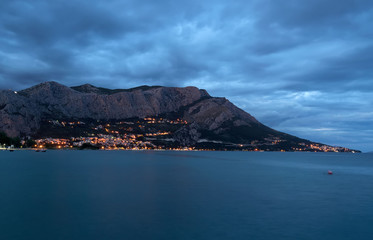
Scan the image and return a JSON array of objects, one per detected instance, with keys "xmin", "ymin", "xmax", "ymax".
[{"xmin": 1, "ymin": 150, "xmax": 373, "ymax": 240}]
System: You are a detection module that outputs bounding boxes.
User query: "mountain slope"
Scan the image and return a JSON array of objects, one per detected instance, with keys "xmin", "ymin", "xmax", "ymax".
[
  {"xmin": 0, "ymin": 81, "xmax": 358, "ymax": 152},
  {"xmin": 18, "ymin": 81, "xmax": 210, "ymax": 120},
  {"xmin": 1, "ymin": 81, "xmax": 213, "ymax": 137}
]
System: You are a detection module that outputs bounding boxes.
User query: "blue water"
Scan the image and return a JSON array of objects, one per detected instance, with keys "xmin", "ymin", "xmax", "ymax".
[{"xmin": 0, "ymin": 151, "xmax": 373, "ymax": 240}]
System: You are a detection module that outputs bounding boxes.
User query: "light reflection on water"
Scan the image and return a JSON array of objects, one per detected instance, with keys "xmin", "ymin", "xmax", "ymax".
[{"xmin": 0, "ymin": 151, "xmax": 372, "ymax": 240}]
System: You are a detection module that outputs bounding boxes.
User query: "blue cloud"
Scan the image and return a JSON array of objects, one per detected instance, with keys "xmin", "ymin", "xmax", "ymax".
[{"xmin": 0, "ymin": 0, "xmax": 372, "ymax": 151}]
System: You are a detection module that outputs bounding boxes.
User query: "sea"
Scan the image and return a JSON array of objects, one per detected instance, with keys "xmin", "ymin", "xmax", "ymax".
[{"xmin": 0, "ymin": 150, "xmax": 373, "ymax": 240}]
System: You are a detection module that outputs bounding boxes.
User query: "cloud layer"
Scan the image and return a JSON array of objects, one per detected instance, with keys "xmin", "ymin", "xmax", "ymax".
[{"xmin": 1, "ymin": 0, "xmax": 373, "ymax": 151}]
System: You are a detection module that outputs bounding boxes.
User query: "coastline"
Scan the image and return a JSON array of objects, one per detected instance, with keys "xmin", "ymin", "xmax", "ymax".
[{"xmin": 0, "ymin": 147, "xmax": 362, "ymax": 153}]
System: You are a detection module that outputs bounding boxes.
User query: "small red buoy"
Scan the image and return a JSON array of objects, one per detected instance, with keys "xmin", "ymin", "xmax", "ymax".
[{"xmin": 328, "ymin": 170, "xmax": 333, "ymax": 175}]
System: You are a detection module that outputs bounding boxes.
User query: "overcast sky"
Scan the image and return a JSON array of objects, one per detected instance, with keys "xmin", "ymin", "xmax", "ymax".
[{"xmin": 1, "ymin": 0, "xmax": 372, "ymax": 151}]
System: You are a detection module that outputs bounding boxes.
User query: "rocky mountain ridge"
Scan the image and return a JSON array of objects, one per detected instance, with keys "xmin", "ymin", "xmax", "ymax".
[
  {"xmin": 1, "ymin": 81, "xmax": 257, "ymax": 137},
  {"xmin": 0, "ymin": 81, "xmax": 358, "ymax": 152}
]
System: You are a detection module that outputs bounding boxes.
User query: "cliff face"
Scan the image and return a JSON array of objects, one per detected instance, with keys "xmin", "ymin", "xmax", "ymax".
[
  {"xmin": 0, "ymin": 90, "xmax": 41, "ymax": 137},
  {"xmin": 2, "ymin": 81, "xmax": 260, "ymax": 137},
  {"xmin": 18, "ymin": 82, "xmax": 210, "ymax": 120}
]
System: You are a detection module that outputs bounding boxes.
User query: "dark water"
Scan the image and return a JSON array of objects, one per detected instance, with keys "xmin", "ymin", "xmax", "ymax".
[{"xmin": 1, "ymin": 151, "xmax": 373, "ymax": 240}]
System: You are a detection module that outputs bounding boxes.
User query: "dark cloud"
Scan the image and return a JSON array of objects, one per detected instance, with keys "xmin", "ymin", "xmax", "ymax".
[{"xmin": 0, "ymin": 0, "xmax": 373, "ymax": 151}]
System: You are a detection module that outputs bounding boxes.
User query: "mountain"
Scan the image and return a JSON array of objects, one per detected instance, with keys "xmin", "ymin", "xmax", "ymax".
[
  {"xmin": 0, "ymin": 82, "xmax": 205, "ymax": 135},
  {"xmin": 0, "ymin": 81, "xmax": 358, "ymax": 152}
]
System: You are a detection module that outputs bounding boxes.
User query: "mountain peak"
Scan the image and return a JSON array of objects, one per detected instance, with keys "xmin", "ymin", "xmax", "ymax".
[
  {"xmin": 33, "ymin": 81, "xmax": 66, "ymax": 88},
  {"xmin": 71, "ymin": 84, "xmax": 100, "ymax": 94},
  {"xmin": 19, "ymin": 81, "xmax": 74, "ymax": 96}
]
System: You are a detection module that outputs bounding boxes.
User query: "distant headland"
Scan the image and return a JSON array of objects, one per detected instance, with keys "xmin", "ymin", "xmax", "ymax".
[{"xmin": 0, "ymin": 81, "xmax": 359, "ymax": 152}]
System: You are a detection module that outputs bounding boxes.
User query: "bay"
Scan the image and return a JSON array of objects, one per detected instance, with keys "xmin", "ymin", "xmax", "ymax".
[{"xmin": 0, "ymin": 151, "xmax": 373, "ymax": 240}]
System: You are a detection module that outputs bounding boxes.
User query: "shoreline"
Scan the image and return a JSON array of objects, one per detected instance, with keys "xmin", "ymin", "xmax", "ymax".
[{"xmin": 0, "ymin": 147, "xmax": 361, "ymax": 153}]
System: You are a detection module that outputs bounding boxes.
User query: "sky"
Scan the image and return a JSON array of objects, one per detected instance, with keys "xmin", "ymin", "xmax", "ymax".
[{"xmin": 0, "ymin": 0, "xmax": 372, "ymax": 151}]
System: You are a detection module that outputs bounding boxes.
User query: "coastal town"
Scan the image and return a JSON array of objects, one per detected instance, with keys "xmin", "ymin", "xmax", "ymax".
[
  {"xmin": 17, "ymin": 117, "xmax": 352, "ymax": 152},
  {"xmin": 0, "ymin": 117, "xmax": 357, "ymax": 152},
  {"xmin": 31, "ymin": 136, "xmax": 353, "ymax": 152}
]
